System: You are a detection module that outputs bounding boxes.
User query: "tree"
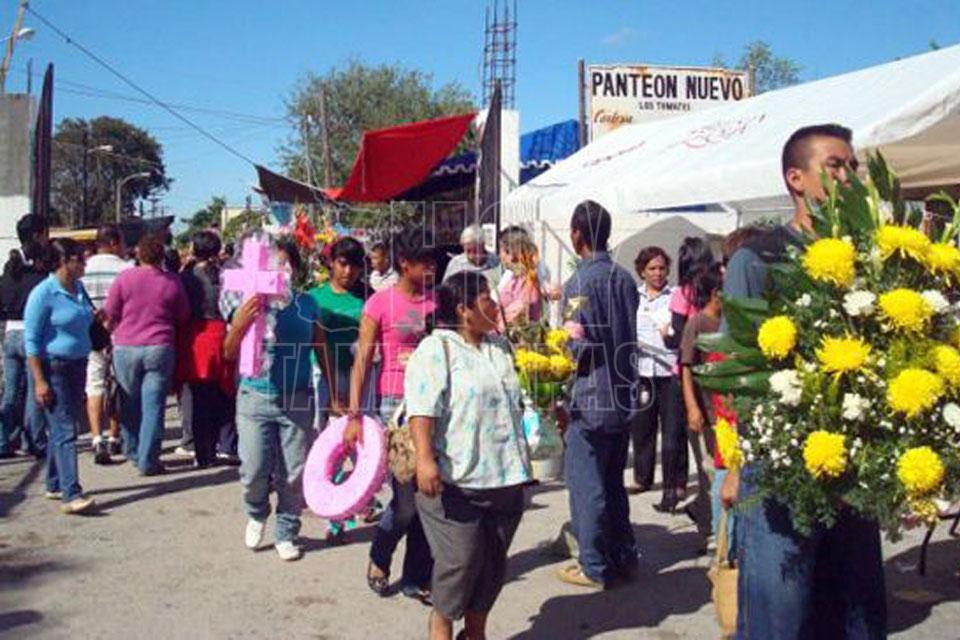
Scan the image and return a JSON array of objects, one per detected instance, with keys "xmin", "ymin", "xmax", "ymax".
[
  {"xmin": 279, "ymin": 60, "xmax": 475, "ymax": 190},
  {"xmin": 176, "ymin": 196, "xmax": 226, "ymax": 246},
  {"xmin": 712, "ymin": 41, "xmax": 801, "ymax": 94},
  {"xmin": 51, "ymin": 116, "xmax": 170, "ymax": 227}
]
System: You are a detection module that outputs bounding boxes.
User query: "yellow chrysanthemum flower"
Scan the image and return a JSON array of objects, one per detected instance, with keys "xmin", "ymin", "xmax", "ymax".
[
  {"xmin": 715, "ymin": 417, "xmax": 743, "ymax": 471},
  {"xmin": 545, "ymin": 328, "xmax": 571, "ymax": 354},
  {"xmin": 802, "ymin": 237, "xmax": 856, "ymax": 287},
  {"xmin": 516, "ymin": 349, "xmax": 552, "ymax": 376},
  {"xmin": 803, "ymin": 431, "xmax": 847, "ymax": 479},
  {"xmin": 876, "ymin": 224, "xmax": 931, "ymax": 262},
  {"xmin": 547, "ymin": 354, "xmax": 575, "ymax": 381},
  {"xmin": 878, "ymin": 289, "xmax": 934, "ymax": 333},
  {"xmin": 757, "ymin": 315, "xmax": 797, "ymax": 360},
  {"xmin": 925, "ymin": 243, "xmax": 960, "ymax": 280},
  {"xmin": 909, "ymin": 498, "xmax": 941, "ymax": 525},
  {"xmin": 897, "ymin": 446, "xmax": 945, "ymax": 496},
  {"xmin": 887, "ymin": 368, "xmax": 944, "ymax": 417},
  {"xmin": 816, "ymin": 336, "xmax": 871, "ymax": 375},
  {"xmin": 934, "ymin": 345, "xmax": 960, "ymax": 387}
]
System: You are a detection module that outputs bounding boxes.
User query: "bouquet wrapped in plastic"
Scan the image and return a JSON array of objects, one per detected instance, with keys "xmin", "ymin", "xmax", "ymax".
[{"xmin": 698, "ymin": 155, "xmax": 960, "ymax": 537}]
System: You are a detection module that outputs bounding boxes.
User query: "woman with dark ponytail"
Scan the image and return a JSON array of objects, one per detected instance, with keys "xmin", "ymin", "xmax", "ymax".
[
  {"xmin": 0, "ymin": 218, "xmax": 50, "ymax": 459},
  {"xmin": 24, "ymin": 238, "xmax": 97, "ymax": 514}
]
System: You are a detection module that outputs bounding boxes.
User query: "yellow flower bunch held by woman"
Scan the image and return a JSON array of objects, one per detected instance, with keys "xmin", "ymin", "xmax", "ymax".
[{"xmin": 696, "ymin": 153, "xmax": 960, "ymax": 536}]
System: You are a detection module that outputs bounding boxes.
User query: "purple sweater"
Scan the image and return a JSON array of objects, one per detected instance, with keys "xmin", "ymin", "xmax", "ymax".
[{"xmin": 104, "ymin": 266, "xmax": 190, "ymax": 347}]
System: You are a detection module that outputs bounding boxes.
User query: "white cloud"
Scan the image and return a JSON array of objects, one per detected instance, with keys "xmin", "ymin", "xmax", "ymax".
[{"xmin": 602, "ymin": 27, "xmax": 636, "ymax": 46}]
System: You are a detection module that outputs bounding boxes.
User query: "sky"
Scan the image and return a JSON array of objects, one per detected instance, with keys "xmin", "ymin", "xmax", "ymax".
[{"xmin": 2, "ymin": 0, "xmax": 958, "ymax": 224}]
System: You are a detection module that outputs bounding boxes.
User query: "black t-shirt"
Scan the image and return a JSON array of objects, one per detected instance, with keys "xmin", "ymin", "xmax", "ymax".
[{"xmin": 181, "ymin": 263, "xmax": 222, "ymax": 321}]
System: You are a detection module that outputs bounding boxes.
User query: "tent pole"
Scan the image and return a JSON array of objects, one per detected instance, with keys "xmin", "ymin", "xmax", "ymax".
[{"xmin": 578, "ymin": 59, "xmax": 586, "ymax": 147}]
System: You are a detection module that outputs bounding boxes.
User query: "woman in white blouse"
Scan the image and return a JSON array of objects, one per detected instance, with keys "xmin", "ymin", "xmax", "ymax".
[{"xmin": 405, "ymin": 271, "xmax": 531, "ymax": 640}]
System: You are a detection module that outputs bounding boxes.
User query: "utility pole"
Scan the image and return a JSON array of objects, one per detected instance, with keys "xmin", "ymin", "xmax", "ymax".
[
  {"xmin": 0, "ymin": 0, "xmax": 28, "ymax": 94},
  {"xmin": 318, "ymin": 86, "xmax": 333, "ymax": 188},
  {"xmin": 300, "ymin": 115, "xmax": 315, "ymax": 186},
  {"xmin": 81, "ymin": 128, "xmax": 89, "ymax": 228}
]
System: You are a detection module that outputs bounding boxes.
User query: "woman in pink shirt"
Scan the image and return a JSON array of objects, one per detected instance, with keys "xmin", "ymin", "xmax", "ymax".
[
  {"xmin": 345, "ymin": 229, "xmax": 437, "ymax": 602},
  {"xmin": 105, "ymin": 233, "xmax": 190, "ymax": 475},
  {"xmin": 656, "ymin": 236, "xmax": 716, "ymax": 513}
]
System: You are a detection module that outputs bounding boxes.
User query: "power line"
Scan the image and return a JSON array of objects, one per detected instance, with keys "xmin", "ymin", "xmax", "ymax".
[{"xmin": 26, "ymin": 5, "xmax": 259, "ymax": 166}]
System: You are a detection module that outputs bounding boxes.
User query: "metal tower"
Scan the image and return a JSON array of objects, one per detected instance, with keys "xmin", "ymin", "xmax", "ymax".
[{"xmin": 481, "ymin": 0, "xmax": 517, "ymax": 109}]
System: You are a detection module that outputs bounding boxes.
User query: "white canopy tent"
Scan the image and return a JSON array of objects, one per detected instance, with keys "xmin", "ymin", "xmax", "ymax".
[{"xmin": 504, "ymin": 43, "xmax": 960, "ymax": 282}]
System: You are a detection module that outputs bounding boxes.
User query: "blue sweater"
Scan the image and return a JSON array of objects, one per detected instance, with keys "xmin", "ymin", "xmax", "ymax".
[{"xmin": 24, "ymin": 274, "xmax": 94, "ymax": 360}]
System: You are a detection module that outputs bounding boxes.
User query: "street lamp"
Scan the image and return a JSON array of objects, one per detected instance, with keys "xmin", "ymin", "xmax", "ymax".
[
  {"xmin": 0, "ymin": 0, "xmax": 35, "ymax": 93},
  {"xmin": 115, "ymin": 172, "xmax": 152, "ymax": 223},
  {"xmin": 80, "ymin": 144, "xmax": 113, "ymax": 228},
  {"xmin": 0, "ymin": 27, "xmax": 35, "ymax": 43}
]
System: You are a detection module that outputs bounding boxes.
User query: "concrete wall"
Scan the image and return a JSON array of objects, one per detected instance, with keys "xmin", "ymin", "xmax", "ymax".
[{"xmin": 0, "ymin": 94, "xmax": 35, "ymax": 261}]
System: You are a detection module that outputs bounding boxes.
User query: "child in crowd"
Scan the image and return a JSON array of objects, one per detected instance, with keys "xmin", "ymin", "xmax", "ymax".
[{"xmin": 679, "ymin": 263, "xmax": 724, "ymax": 547}]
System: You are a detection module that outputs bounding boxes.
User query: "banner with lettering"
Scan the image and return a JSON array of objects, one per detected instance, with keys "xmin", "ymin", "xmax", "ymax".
[{"xmin": 587, "ymin": 64, "xmax": 751, "ymax": 141}]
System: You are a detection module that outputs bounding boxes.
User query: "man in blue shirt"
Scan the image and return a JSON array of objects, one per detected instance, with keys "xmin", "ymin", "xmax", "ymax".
[
  {"xmin": 722, "ymin": 124, "xmax": 886, "ymax": 638},
  {"xmin": 556, "ymin": 200, "xmax": 640, "ymax": 589}
]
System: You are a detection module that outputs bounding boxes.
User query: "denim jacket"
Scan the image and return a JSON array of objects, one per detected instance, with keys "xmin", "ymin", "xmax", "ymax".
[{"xmin": 563, "ymin": 252, "xmax": 639, "ymax": 432}]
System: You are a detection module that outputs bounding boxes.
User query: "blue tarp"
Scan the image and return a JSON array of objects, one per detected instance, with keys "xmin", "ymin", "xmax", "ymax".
[{"xmin": 432, "ymin": 119, "xmax": 580, "ymax": 185}]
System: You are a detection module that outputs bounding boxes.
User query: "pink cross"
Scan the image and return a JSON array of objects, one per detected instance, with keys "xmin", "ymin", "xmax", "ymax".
[{"xmin": 222, "ymin": 238, "xmax": 289, "ymax": 377}]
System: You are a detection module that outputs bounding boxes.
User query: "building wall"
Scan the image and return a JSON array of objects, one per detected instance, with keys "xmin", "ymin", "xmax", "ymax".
[{"xmin": 0, "ymin": 94, "xmax": 34, "ymax": 261}]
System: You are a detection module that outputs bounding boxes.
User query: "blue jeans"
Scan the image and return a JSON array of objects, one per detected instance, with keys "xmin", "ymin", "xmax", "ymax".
[
  {"xmin": 113, "ymin": 345, "xmax": 175, "ymax": 473},
  {"xmin": 236, "ymin": 386, "xmax": 314, "ymax": 542},
  {"xmin": 736, "ymin": 469, "xmax": 886, "ymax": 639},
  {"xmin": 712, "ymin": 468, "xmax": 736, "ymax": 560},
  {"xmin": 565, "ymin": 424, "xmax": 637, "ymax": 584},
  {"xmin": 369, "ymin": 394, "xmax": 433, "ymax": 589},
  {"xmin": 42, "ymin": 358, "xmax": 87, "ymax": 502},
  {"xmin": 0, "ymin": 330, "xmax": 46, "ymax": 455}
]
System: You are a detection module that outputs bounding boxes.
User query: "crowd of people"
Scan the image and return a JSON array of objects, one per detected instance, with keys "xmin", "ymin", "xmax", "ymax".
[{"xmin": 0, "ymin": 122, "xmax": 888, "ymax": 639}]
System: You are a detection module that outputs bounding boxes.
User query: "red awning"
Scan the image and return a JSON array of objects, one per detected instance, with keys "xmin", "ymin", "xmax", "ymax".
[{"xmin": 327, "ymin": 113, "xmax": 476, "ymax": 203}]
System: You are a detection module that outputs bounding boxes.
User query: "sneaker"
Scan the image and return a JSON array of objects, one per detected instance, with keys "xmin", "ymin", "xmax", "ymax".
[
  {"xmin": 44, "ymin": 490, "xmax": 63, "ymax": 500},
  {"xmin": 61, "ymin": 496, "xmax": 96, "ymax": 515},
  {"xmin": 93, "ymin": 439, "xmax": 111, "ymax": 465},
  {"xmin": 275, "ymin": 541, "xmax": 302, "ymax": 561},
  {"xmin": 245, "ymin": 519, "xmax": 266, "ymax": 549},
  {"xmin": 108, "ymin": 438, "xmax": 122, "ymax": 456},
  {"xmin": 174, "ymin": 446, "xmax": 195, "ymax": 459},
  {"xmin": 556, "ymin": 564, "xmax": 604, "ymax": 589},
  {"xmin": 215, "ymin": 452, "xmax": 241, "ymax": 466}
]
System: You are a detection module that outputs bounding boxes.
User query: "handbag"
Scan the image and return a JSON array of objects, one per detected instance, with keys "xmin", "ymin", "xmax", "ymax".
[
  {"xmin": 80, "ymin": 287, "xmax": 111, "ymax": 352},
  {"xmin": 385, "ymin": 336, "xmax": 451, "ymax": 484},
  {"xmin": 707, "ymin": 510, "xmax": 738, "ymax": 637}
]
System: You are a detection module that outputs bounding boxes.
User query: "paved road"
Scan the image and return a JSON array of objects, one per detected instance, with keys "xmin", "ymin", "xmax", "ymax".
[{"xmin": 3, "ymin": 422, "xmax": 960, "ymax": 639}]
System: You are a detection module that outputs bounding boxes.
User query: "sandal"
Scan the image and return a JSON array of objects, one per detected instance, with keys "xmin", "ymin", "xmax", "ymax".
[{"xmin": 366, "ymin": 562, "xmax": 390, "ymax": 597}]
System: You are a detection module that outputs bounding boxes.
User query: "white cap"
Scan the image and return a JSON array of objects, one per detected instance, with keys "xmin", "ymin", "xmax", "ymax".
[{"xmin": 460, "ymin": 224, "xmax": 485, "ymax": 246}]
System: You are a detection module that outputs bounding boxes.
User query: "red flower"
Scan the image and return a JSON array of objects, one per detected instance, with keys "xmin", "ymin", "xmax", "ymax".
[{"xmin": 294, "ymin": 212, "xmax": 316, "ymax": 250}]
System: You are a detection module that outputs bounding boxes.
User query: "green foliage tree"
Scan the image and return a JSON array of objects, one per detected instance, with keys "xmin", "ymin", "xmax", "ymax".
[
  {"xmin": 51, "ymin": 116, "xmax": 169, "ymax": 227},
  {"xmin": 279, "ymin": 60, "xmax": 475, "ymax": 190},
  {"xmin": 175, "ymin": 196, "xmax": 226, "ymax": 246},
  {"xmin": 712, "ymin": 41, "xmax": 801, "ymax": 94},
  {"xmin": 222, "ymin": 209, "xmax": 265, "ymax": 245}
]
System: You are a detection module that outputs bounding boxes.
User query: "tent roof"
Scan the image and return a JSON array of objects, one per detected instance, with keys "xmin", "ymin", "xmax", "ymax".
[
  {"xmin": 504, "ymin": 43, "xmax": 960, "ymax": 229},
  {"xmin": 328, "ymin": 113, "xmax": 475, "ymax": 203},
  {"xmin": 434, "ymin": 118, "xmax": 581, "ymax": 176}
]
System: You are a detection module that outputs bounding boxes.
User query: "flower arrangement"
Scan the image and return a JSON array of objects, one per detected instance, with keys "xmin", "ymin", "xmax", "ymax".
[
  {"xmin": 514, "ymin": 326, "xmax": 576, "ymax": 408},
  {"xmin": 698, "ymin": 154, "xmax": 960, "ymax": 536}
]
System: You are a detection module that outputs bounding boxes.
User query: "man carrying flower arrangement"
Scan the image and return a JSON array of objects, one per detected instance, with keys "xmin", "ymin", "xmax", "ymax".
[
  {"xmin": 718, "ymin": 124, "xmax": 888, "ymax": 639},
  {"xmin": 554, "ymin": 200, "xmax": 640, "ymax": 590}
]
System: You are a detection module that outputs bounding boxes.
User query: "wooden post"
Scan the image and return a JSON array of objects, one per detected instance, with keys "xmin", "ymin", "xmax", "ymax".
[
  {"xmin": 578, "ymin": 58, "xmax": 587, "ymax": 148},
  {"xmin": 0, "ymin": 0, "xmax": 28, "ymax": 93}
]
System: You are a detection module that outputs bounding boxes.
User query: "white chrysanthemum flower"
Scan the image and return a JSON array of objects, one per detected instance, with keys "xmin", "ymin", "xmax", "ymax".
[
  {"xmin": 943, "ymin": 403, "xmax": 960, "ymax": 429},
  {"xmin": 841, "ymin": 393, "xmax": 870, "ymax": 421},
  {"xmin": 769, "ymin": 370, "xmax": 802, "ymax": 406},
  {"xmin": 878, "ymin": 201, "xmax": 894, "ymax": 222},
  {"xmin": 795, "ymin": 293, "xmax": 812, "ymax": 308},
  {"xmin": 843, "ymin": 290, "xmax": 877, "ymax": 317},
  {"xmin": 921, "ymin": 290, "xmax": 950, "ymax": 314}
]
